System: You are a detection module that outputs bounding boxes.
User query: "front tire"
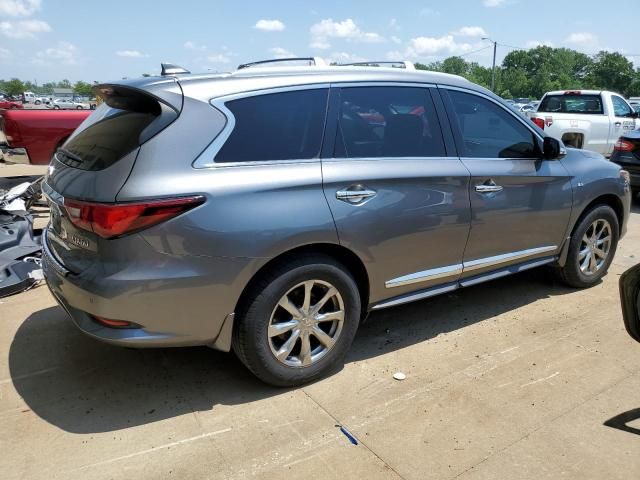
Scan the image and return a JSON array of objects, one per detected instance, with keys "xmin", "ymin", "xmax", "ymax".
[
  {"xmin": 233, "ymin": 255, "xmax": 361, "ymax": 387},
  {"xmin": 558, "ymin": 205, "xmax": 619, "ymax": 288}
]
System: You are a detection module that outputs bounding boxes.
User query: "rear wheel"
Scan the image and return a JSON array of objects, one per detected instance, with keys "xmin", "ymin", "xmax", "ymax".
[
  {"xmin": 558, "ymin": 205, "xmax": 619, "ymax": 288},
  {"xmin": 232, "ymin": 255, "xmax": 361, "ymax": 386},
  {"xmin": 76, "ymin": 106, "xmax": 83, "ymax": 110}
]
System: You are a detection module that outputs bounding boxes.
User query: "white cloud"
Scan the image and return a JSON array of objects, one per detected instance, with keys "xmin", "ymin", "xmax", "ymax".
[
  {"xmin": 526, "ymin": 39, "xmax": 554, "ymax": 48},
  {"xmin": 207, "ymin": 53, "xmax": 230, "ymax": 63},
  {"xmin": 116, "ymin": 50, "xmax": 145, "ymax": 58},
  {"xmin": 326, "ymin": 52, "xmax": 367, "ymax": 64},
  {"xmin": 184, "ymin": 40, "xmax": 206, "ymax": 51},
  {"xmin": 309, "ymin": 18, "xmax": 384, "ymax": 50},
  {"xmin": 391, "ymin": 36, "xmax": 402, "ymax": 45},
  {"xmin": 0, "ymin": 0, "xmax": 40, "ymax": 17},
  {"xmin": 0, "ymin": 18, "xmax": 50, "ymax": 38},
  {"xmin": 484, "ymin": 0, "xmax": 507, "ymax": 6},
  {"xmin": 270, "ymin": 47, "xmax": 295, "ymax": 58},
  {"xmin": 451, "ymin": 26, "xmax": 487, "ymax": 37},
  {"xmin": 566, "ymin": 32, "xmax": 596, "ymax": 45},
  {"xmin": 404, "ymin": 35, "xmax": 473, "ymax": 58},
  {"xmin": 254, "ymin": 19, "xmax": 285, "ymax": 32},
  {"xmin": 0, "ymin": 47, "xmax": 10, "ymax": 60},
  {"xmin": 33, "ymin": 41, "xmax": 77, "ymax": 65}
]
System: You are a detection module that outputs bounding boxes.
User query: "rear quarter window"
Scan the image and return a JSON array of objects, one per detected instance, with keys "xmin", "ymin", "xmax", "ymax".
[{"xmin": 215, "ymin": 88, "xmax": 328, "ymax": 163}]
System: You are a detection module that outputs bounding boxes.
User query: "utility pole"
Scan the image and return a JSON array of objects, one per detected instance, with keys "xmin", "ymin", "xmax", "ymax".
[{"xmin": 482, "ymin": 37, "xmax": 497, "ymax": 92}]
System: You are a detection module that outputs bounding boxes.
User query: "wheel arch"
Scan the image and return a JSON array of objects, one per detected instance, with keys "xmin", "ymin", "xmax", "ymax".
[
  {"xmin": 234, "ymin": 243, "xmax": 371, "ymax": 320},
  {"xmin": 573, "ymin": 194, "xmax": 625, "ymax": 237}
]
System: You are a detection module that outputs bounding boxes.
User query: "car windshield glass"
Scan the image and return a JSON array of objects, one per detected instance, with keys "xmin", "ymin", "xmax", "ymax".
[{"xmin": 538, "ymin": 94, "xmax": 604, "ymax": 114}]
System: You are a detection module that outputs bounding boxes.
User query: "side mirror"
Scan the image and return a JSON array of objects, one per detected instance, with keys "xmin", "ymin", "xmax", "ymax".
[{"xmin": 542, "ymin": 136, "xmax": 566, "ymax": 160}]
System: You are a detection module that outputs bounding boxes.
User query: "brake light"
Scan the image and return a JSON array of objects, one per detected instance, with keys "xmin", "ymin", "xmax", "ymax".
[
  {"xmin": 63, "ymin": 196, "xmax": 205, "ymax": 239},
  {"xmin": 614, "ymin": 139, "xmax": 635, "ymax": 152},
  {"xmin": 93, "ymin": 316, "xmax": 136, "ymax": 328},
  {"xmin": 564, "ymin": 90, "xmax": 581, "ymax": 95},
  {"xmin": 532, "ymin": 117, "xmax": 545, "ymax": 129}
]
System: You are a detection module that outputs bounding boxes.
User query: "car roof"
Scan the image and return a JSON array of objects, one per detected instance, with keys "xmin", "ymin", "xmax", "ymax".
[{"xmin": 109, "ymin": 65, "xmax": 499, "ymax": 104}]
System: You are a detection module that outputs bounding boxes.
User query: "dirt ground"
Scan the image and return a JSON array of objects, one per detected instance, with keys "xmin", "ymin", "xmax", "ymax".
[{"xmin": 1, "ymin": 194, "xmax": 639, "ymax": 479}]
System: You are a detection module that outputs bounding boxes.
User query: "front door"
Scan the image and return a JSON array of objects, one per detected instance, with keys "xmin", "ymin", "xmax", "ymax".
[
  {"xmin": 321, "ymin": 85, "xmax": 471, "ymax": 305},
  {"xmin": 441, "ymin": 88, "xmax": 573, "ymax": 278}
]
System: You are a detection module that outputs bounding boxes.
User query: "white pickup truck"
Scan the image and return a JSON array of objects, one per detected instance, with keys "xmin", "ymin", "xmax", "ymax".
[{"xmin": 528, "ymin": 90, "xmax": 639, "ymax": 156}]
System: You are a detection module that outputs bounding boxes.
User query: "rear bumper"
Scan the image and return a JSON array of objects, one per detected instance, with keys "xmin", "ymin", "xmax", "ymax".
[{"xmin": 41, "ymin": 229, "xmax": 253, "ymax": 350}]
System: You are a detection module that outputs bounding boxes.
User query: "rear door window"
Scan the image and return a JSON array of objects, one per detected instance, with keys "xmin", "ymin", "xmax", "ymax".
[
  {"xmin": 447, "ymin": 90, "xmax": 538, "ymax": 159},
  {"xmin": 215, "ymin": 88, "xmax": 328, "ymax": 163},
  {"xmin": 538, "ymin": 94, "xmax": 604, "ymax": 114},
  {"xmin": 334, "ymin": 86, "xmax": 445, "ymax": 158}
]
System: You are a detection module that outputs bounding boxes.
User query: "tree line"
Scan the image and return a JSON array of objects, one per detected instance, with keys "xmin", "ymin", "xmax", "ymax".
[
  {"xmin": 417, "ymin": 46, "xmax": 640, "ymax": 99},
  {"xmin": 2, "ymin": 46, "xmax": 639, "ymax": 100},
  {"xmin": 0, "ymin": 79, "xmax": 95, "ymax": 97}
]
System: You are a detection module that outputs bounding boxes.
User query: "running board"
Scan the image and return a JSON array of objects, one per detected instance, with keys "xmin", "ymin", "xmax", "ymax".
[{"xmin": 370, "ymin": 256, "xmax": 557, "ymax": 311}]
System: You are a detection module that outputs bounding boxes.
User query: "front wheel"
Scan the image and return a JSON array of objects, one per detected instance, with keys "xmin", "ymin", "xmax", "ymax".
[
  {"xmin": 53, "ymin": 105, "xmax": 60, "ymax": 109},
  {"xmin": 233, "ymin": 255, "xmax": 361, "ymax": 386},
  {"xmin": 558, "ymin": 205, "xmax": 619, "ymax": 288},
  {"xmin": 76, "ymin": 106, "xmax": 83, "ymax": 109}
]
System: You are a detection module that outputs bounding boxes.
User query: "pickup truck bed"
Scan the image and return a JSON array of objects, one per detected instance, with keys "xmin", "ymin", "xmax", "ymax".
[{"xmin": 0, "ymin": 109, "xmax": 90, "ymax": 165}]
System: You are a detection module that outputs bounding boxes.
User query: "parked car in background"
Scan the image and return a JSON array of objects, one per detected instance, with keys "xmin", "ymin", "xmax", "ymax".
[
  {"xmin": 0, "ymin": 99, "xmax": 24, "ymax": 109},
  {"xmin": 528, "ymin": 90, "xmax": 638, "ymax": 156},
  {"xmin": 512, "ymin": 97, "xmax": 531, "ymax": 109},
  {"xmin": 519, "ymin": 104, "xmax": 537, "ymax": 113},
  {"xmin": 0, "ymin": 109, "xmax": 90, "ymax": 164},
  {"xmin": 619, "ymin": 263, "xmax": 640, "ymax": 343},
  {"xmin": 23, "ymin": 92, "xmax": 36, "ymax": 103},
  {"xmin": 610, "ymin": 130, "xmax": 640, "ymax": 196},
  {"xmin": 34, "ymin": 96, "xmax": 53, "ymax": 105},
  {"xmin": 49, "ymin": 98, "xmax": 89, "ymax": 110},
  {"xmin": 40, "ymin": 60, "xmax": 631, "ymax": 386}
]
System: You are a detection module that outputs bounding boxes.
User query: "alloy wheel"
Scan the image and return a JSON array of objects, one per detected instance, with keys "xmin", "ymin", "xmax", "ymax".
[
  {"xmin": 268, "ymin": 280, "xmax": 345, "ymax": 368},
  {"xmin": 579, "ymin": 219, "xmax": 612, "ymax": 275}
]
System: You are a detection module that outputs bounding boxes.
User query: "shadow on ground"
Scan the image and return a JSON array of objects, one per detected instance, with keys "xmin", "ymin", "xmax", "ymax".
[{"xmin": 9, "ymin": 267, "xmax": 575, "ymax": 434}]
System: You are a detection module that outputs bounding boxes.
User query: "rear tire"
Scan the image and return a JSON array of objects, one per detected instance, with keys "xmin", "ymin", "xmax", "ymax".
[
  {"xmin": 232, "ymin": 255, "xmax": 361, "ymax": 387},
  {"xmin": 558, "ymin": 205, "xmax": 619, "ymax": 288}
]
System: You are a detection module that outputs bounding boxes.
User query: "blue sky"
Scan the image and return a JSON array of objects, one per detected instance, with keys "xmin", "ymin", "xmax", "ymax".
[{"xmin": 0, "ymin": 0, "xmax": 636, "ymax": 83}]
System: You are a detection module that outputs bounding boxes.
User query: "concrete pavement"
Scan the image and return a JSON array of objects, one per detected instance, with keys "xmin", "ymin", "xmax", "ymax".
[{"xmin": 1, "ymin": 201, "xmax": 639, "ymax": 479}]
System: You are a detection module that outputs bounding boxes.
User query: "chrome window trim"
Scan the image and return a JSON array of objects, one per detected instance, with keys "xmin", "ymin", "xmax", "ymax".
[
  {"xmin": 331, "ymin": 81, "xmax": 436, "ymax": 88},
  {"xmin": 193, "ymin": 83, "xmax": 331, "ymax": 169},
  {"xmin": 439, "ymin": 84, "xmax": 545, "ymax": 144},
  {"xmin": 385, "ymin": 245, "xmax": 558, "ymax": 289}
]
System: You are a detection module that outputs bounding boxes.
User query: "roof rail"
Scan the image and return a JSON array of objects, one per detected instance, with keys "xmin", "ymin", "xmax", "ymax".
[
  {"xmin": 237, "ymin": 57, "xmax": 328, "ymax": 70},
  {"xmin": 339, "ymin": 61, "xmax": 416, "ymax": 70},
  {"xmin": 160, "ymin": 63, "xmax": 191, "ymax": 75}
]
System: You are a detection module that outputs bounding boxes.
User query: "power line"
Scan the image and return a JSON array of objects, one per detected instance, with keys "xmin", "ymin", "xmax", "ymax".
[{"xmin": 458, "ymin": 45, "xmax": 493, "ymax": 58}]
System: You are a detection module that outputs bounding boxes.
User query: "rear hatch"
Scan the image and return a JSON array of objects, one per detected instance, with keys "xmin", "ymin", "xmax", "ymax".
[{"xmin": 44, "ymin": 81, "xmax": 182, "ymax": 272}]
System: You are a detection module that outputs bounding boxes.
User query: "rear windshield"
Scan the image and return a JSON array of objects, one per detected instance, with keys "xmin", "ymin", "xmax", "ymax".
[
  {"xmin": 57, "ymin": 88, "xmax": 171, "ymax": 171},
  {"xmin": 538, "ymin": 94, "xmax": 603, "ymax": 114}
]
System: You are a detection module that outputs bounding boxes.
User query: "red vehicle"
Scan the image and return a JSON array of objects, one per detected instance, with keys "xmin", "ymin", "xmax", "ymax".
[
  {"xmin": 0, "ymin": 99, "xmax": 23, "ymax": 109},
  {"xmin": 0, "ymin": 109, "xmax": 90, "ymax": 165}
]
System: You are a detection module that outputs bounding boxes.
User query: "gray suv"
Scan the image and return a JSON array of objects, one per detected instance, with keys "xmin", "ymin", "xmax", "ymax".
[{"xmin": 41, "ymin": 59, "xmax": 631, "ymax": 386}]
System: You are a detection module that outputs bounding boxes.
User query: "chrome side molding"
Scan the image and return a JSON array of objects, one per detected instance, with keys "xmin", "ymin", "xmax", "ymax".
[{"xmin": 385, "ymin": 245, "xmax": 557, "ymax": 289}]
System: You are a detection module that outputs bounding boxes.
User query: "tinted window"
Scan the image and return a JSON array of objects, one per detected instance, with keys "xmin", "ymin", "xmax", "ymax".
[
  {"xmin": 448, "ymin": 90, "xmax": 538, "ymax": 159},
  {"xmin": 612, "ymin": 95, "xmax": 633, "ymax": 117},
  {"xmin": 60, "ymin": 92, "xmax": 164, "ymax": 171},
  {"xmin": 215, "ymin": 89, "xmax": 328, "ymax": 163},
  {"xmin": 538, "ymin": 94, "xmax": 604, "ymax": 114},
  {"xmin": 334, "ymin": 86, "xmax": 445, "ymax": 158}
]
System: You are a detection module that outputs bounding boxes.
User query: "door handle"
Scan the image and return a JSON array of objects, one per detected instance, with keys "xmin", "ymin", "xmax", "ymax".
[
  {"xmin": 475, "ymin": 181, "xmax": 503, "ymax": 194},
  {"xmin": 336, "ymin": 185, "xmax": 377, "ymax": 204}
]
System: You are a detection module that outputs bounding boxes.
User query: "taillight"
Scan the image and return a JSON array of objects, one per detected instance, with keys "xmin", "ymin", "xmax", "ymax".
[
  {"xmin": 63, "ymin": 196, "xmax": 205, "ymax": 239},
  {"xmin": 614, "ymin": 139, "xmax": 635, "ymax": 152},
  {"xmin": 532, "ymin": 117, "xmax": 545, "ymax": 130},
  {"xmin": 93, "ymin": 315, "xmax": 137, "ymax": 328}
]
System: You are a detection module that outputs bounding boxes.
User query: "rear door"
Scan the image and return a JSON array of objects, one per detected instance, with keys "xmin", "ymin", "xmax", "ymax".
[
  {"xmin": 321, "ymin": 84, "xmax": 471, "ymax": 306},
  {"xmin": 609, "ymin": 94, "xmax": 637, "ymax": 156},
  {"xmin": 441, "ymin": 88, "xmax": 573, "ymax": 279}
]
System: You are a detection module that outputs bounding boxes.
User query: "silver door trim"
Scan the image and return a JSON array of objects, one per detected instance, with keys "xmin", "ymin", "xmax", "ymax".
[
  {"xmin": 384, "ymin": 245, "xmax": 557, "ymax": 288},
  {"xmin": 385, "ymin": 264, "xmax": 463, "ymax": 288},
  {"xmin": 462, "ymin": 245, "xmax": 557, "ymax": 272}
]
